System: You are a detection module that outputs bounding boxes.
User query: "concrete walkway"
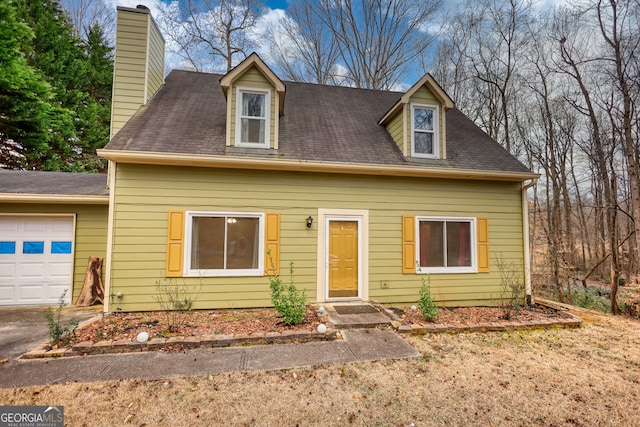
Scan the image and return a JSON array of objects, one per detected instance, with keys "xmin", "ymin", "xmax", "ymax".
[
  {"xmin": 0, "ymin": 305, "xmax": 101, "ymax": 361},
  {"xmin": 0, "ymin": 329, "xmax": 420, "ymax": 389}
]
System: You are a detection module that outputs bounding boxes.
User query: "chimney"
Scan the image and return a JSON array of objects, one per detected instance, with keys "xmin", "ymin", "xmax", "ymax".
[{"xmin": 110, "ymin": 5, "xmax": 165, "ymax": 139}]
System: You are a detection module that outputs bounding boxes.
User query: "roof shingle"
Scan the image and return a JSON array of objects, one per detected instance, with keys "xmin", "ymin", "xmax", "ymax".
[
  {"xmin": 0, "ymin": 170, "xmax": 108, "ymax": 196},
  {"xmin": 105, "ymin": 70, "xmax": 531, "ymax": 174}
]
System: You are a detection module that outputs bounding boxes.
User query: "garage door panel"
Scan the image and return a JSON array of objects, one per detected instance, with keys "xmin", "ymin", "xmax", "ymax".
[
  {"xmin": 0, "ymin": 217, "xmax": 74, "ymax": 306},
  {"xmin": 49, "ymin": 262, "xmax": 73, "ymax": 278},
  {"xmin": 48, "ymin": 285, "xmax": 71, "ymax": 302},
  {"xmin": 19, "ymin": 284, "xmax": 45, "ymax": 301},
  {"xmin": 23, "ymin": 219, "xmax": 47, "ymax": 233},
  {"xmin": 0, "ymin": 285, "xmax": 15, "ymax": 302},
  {"xmin": 0, "ymin": 221, "xmax": 18, "ymax": 232},
  {"xmin": 19, "ymin": 263, "xmax": 45, "ymax": 279},
  {"xmin": 51, "ymin": 219, "xmax": 74, "ymax": 233},
  {"xmin": 0, "ymin": 262, "xmax": 16, "ymax": 278}
]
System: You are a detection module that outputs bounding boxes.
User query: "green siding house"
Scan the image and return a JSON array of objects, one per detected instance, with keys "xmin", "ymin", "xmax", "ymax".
[{"xmin": 0, "ymin": 5, "xmax": 538, "ymax": 311}]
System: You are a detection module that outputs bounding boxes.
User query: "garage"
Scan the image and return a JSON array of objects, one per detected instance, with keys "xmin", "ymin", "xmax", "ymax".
[{"xmin": 0, "ymin": 216, "xmax": 75, "ymax": 306}]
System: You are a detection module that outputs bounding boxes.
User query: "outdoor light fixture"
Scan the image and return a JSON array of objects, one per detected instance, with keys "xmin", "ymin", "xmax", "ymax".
[{"xmin": 306, "ymin": 216, "xmax": 313, "ymax": 228}]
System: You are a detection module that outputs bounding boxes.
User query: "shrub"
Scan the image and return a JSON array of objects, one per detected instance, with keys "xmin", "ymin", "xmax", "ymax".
[
  {"xmin": 268, "ymin": 260, "xmax": 306, "ymax": 325},
  {"xmin": 495, "ymin": 254, "xmax": 526, "ymax": 320},
  {"xmin": 153, "ymin": 278, "xmax": 201, "ymax": 333},
  {"xmin": 43, "ymin": 290, "xmax": 79, "ymax": 346},
  {"xmin": 571, "ymin": 288, "xmax": 610, "ymax": 313},
  {"xmin": 418, "ymin": 275, "xmax": 438, "ymax": 321}
]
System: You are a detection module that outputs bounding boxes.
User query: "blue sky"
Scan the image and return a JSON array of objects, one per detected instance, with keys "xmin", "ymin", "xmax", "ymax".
[
  {"xmin": 108, "ymin": 0, "xmax": 569, "ymax": 87},
  {"xmin": 264, "ymin": 0, "xmax": 291, "ymax": 10}
]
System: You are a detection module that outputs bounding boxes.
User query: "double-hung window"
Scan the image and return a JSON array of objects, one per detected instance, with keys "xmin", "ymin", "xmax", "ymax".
[
  {"xmin": 417, "ymin": 217, "xmax": 475, "ymax": 273},
  {"xmin": 411, "ymin": 104, "xmax": 439, "ymax": 158},
  {"xmin": 236, "ymin": 87, "xmax": 270, "ymax": 147},
  {"xmin": 185, "ymin": 211, "xmax": 264, "ymax": 276}
]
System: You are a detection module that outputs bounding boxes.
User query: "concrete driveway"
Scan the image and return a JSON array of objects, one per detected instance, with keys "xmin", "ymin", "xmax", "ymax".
[{"xmin": 0, "ymin": 305, "xmax": 101, "ymax": 361}]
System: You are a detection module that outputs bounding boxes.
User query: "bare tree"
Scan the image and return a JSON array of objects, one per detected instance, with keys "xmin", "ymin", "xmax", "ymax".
[
  {"xmin": 431, "ymin": 0, "xmax": 533, "ymax": 157},
  {"xmin": 304, "ymin": 0, "xmax": 443, "ymax": 90},
  {"xmin": 266, "ymin": 0, "xmax": 340, "ymax": 84},
  {"xmin": 555, "ymin": 7, "xmax": 623, "ymax": 313},
  {"xmin": 60, "ymin": 0, "xmax": 115, "ymax": 41},
  {"xmin": 160, "ymin": 0, "xmax": 263, "ymax": 72},
  {"xmin": 594, "ymin": 0, "xmax": 640, "ymax": 282}
]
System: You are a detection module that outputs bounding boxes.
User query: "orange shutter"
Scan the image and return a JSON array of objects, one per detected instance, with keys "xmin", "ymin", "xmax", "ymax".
[
  {"xmin": 265, "ymin": 212, "xmax": 280, "ymax": 276},
  {"xmin": 166, "ymin": 210, "xmax": 185, "ymax": 277},
  {"xmin": 402, "ymin": 215, "xmax": 416, "ymax": 274},
  {"xmin": 477, "ymin": 217, "xmax": 490, "ymax": 273}
]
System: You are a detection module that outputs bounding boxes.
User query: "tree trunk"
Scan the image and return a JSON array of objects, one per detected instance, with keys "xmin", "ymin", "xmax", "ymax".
[{"xmin": 76, "ymin": 256, "xmax": 104, "ymax": 306}]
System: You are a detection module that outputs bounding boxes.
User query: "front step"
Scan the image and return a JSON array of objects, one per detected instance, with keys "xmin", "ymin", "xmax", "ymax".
[{"xmin": 322, "ymin": 303, "xmax": 392, "ymax": 329}]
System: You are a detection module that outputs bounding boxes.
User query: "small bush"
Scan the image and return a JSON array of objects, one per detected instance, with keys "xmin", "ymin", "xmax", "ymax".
[
  {"xmin": 495, "ymin": 255, "xmax": 526, "ymax": 320},
  {"xmin": 571, "ymin": 288, "xmax": 610, "ymax": 313},
  {"xmin": 43, "ymin": 290, "xmax": 79, "ymax": 346},
  {"xmin": 418, "ymin": 275, "xmax": 438, "ymax": 321},
  {"xmin": 154, "ymin": 278, "xmax": 201, "ymax": 333},
  {"xmin": 269, "ymin": 261, "xmax": 306, "ymax": 325}
]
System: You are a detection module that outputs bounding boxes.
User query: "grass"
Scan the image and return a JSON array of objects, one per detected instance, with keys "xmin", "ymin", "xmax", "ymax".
[{"xmin": 2, "ymin": 310, "xmax": 639, "ymax": 426}]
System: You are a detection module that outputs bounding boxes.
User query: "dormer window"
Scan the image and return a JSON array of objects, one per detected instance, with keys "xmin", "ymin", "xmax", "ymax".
[
  {"xmin": 411, "ymin": 104, "xmax": 439, "ymax": 158},
  {"xmin": 236, "ymin": 87, "xmax": 270, "ymax": 147}
]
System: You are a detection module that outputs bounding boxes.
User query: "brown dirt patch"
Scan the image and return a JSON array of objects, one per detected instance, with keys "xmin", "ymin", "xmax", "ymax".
[
  {"xmin": 72, "ymin": 307, "xmax": 321, "ymax": 344},
  {"xmin": 72, "ymin": 304, "xmax": 568, "ymax": 346},
  {"xmin": 395, "ymin": 303, "xmax": 571, "ymax": 326},
  {"xmin": 3, "ymin": 310, "xmax": 640, "ymax": 426}
]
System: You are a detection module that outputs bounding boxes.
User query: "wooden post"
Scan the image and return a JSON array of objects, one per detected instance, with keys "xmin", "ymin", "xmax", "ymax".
[{"xmin": 75, "ymin": 256, "xmax": 104, "ymax": 306}]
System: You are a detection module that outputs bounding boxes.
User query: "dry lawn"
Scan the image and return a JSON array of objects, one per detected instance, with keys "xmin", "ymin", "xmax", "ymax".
[{"xmin": 2, "ymin": 310, "xmax": 640, "ymax": 426}]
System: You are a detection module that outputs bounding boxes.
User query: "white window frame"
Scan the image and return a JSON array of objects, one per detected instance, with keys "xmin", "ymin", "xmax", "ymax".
[
  {"xmin": 184, "ymin": 211, "xmax": 264, "ymax": 277},
  {"xmin": 411, "ymin": 103, "xmax": 439, "ymax": 158},
  {"xmin": 415, "ymin": 216, "xmax": 476, "ymax": 274},
  {"xmin": 235, "ymin": 87, "xmax": 271, "ymax": 148}
]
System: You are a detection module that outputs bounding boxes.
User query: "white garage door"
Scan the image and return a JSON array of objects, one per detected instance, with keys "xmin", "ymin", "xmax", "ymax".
[{"xmin": 0, "ymin": 216, "xmax": 74, "ymax": 306}]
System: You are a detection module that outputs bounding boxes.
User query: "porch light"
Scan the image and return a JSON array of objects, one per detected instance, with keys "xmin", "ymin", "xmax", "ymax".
[
  {"xmin": 227, "ymin": 217, "xmax": 237, "ymax": 224},
  {"xmin": 306, "ymin": 216, "xmax": 313, "ymax": 228}
]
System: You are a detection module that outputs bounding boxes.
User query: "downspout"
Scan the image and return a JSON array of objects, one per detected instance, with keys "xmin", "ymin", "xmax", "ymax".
[
  {"xmin": 103, "ymin": 160, "xmax": 117, "ymax": 313},
  {"xmin": 522, "ymin": 178, "xmax": 538, "ymax": 306}
]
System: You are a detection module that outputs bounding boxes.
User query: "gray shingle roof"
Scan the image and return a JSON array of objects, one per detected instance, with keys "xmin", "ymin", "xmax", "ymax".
[
  {"xmin": 105, "ymin": 70, "xmax": 531, "ymax": 175},
  {"xmin": 0, "ymin": 170, "xmax": 108, "ymax": 196}
]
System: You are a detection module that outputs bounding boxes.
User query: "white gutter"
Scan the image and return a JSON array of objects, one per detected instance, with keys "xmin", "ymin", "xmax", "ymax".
[
  {"xmin": 522, "ymin": 178, "xmax": 538, "ymax": 304},
  {"xmin": 0, "ymin": 194, "xmax": 108, "ymax": 204},
  {"xmin": 103, "ymin": 160, "xmax": 117, "ymax": 313},
  {"xmin": 97, "ymin": 149, "xmax": 539, "ymax": 182}
]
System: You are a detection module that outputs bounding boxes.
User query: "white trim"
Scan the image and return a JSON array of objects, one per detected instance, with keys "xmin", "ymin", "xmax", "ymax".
[
  {"xmin": 103, "ymin": 160, "xmax": 117, "ymax": 312},
  {"xmin": 225, "ymin": 86, "xmax": 232, "ymax": 146},
  {"xmin": 411, "ymin": 103, "xmax": 440, "ymax": 159},
  {"xmin": 273, "ymin": 91, "xmax": 280, "ymax": 150},
  {"xmin": 522, "ymin": 178, "xmax": 537, "ymax": 300},
  {"xmin": 98, "ymin": 149, "xmax": 540, "ymax": 182},
  {"xmin": 0, "ymin": 194, "xmax": 107, "ymax": 204},
  {"xmin": 143, "ymin": 15, "xmax": 150, "ymax": 105},
  {"xmin": 316, "ymin": 209, "xmax": 369, "ymax": 303},
  {"xmin": 415, "ymin": 216, "xmax": 477, "ymax": 274},
  {"xmin": 235, "ymin": 86, "xmax": 271, "ymax": 148},
  {"xmin": 184, "ymin": 211, "xmax": 265, "ymax": 277},
  {"xmin": 402, "ymin": 104, "xmax": 408, "ymax": 157}
]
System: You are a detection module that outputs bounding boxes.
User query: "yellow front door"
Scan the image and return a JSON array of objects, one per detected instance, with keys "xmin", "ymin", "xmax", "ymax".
[{"xmin": 328, "ymin": 220, "xmax": 359, "ymax": 298}]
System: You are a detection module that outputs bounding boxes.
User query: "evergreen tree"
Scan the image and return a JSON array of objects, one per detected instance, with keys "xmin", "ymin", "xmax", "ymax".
[
  {"xmin": 0, "ymin": 0, "xmax": 56, "ymax": 168},
  {"xmin": 9, "ymin": 0, "xmax": 113, "ymax": 171},
  {"xmin": 76, "ymin": 23, "xmax": 113, "ymax": 172}
]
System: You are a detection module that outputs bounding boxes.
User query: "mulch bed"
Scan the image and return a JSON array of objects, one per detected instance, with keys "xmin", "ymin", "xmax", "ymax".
[
  {"xmin": 72, "ymin": 307, "xmax": 321, "ymax": 344},
  {"xmin": 71, "ymin": 304, "xmax": 572, "ymax": 346},
  {"xmin": 394, "ymin": 303, "xmax": 571, "ymax": 326}
]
